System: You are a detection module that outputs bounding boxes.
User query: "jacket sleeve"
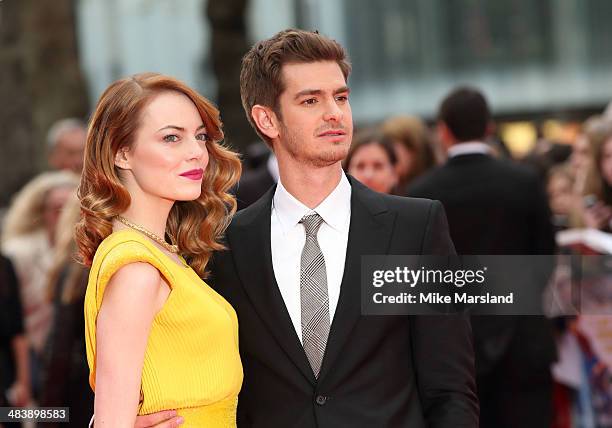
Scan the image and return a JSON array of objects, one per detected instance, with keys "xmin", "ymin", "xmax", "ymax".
[{"xmin": 411, "ymin": 201, "xmax": 479, "ymax": 427}]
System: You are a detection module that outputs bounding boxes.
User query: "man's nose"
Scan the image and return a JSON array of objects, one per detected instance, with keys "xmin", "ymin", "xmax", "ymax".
[{"xmin": 323, "ymin": 99, "xmax": 343, "ymax": 123}]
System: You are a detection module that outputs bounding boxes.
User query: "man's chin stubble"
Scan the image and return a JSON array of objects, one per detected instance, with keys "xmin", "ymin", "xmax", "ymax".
[
  {"xmin": 307, "ymin": 146, "xmax": 349, "ymax": 167},
  {"xmin": 282, "ymin": 130, "xmax": 349, "ymax": 167}
]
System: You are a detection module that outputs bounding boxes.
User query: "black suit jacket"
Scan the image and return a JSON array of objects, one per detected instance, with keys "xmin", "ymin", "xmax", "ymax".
[
  {"xmin": 408, "ymin": 154, "xmax": 557, "ymax": 376},
  {"xmin": 408, "ymin": 153, "xmax": 554, "ymax": 255},
  {"xmin": 210, "ymin": 176, "xmax": 478, "ymax": 428}
]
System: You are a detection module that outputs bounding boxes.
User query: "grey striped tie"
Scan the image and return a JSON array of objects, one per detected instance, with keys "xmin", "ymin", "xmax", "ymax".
[{"xmin": 299, "ymin": 213, "xmax": 330, "ymax": 378}]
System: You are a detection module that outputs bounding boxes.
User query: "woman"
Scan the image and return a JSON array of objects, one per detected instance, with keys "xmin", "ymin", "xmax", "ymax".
[
  {"xmin": 380, "ymin": 115, "xmax": 437, "ymax": 193},
  {"xmin": 581, "ymin": 125, "xmax": 612, "ymax": 231},
  {"xmin": 41, "ymin": 195, "xmax": 93, "ymax": 427},
  {"xmin": 0, "ymin": 254, "xmax": 30, "ymax": 420},
  {"xmin": 570, "ymin": 116, "xmax": 610, "ymax": 199},
  {"xmin": 1, "ymin": 170, "xmax": 79, "ymax": 399},
  {"xmin": 76, "ymin": 73, "xmax": 242, "ymax": 426},
  {"xmin": 546, "ymin": 164, "xmax": 575, "ymax": 232},
  {"xmin": 344, "ymin": 129, "xmax": 398, "ymax": 194}
]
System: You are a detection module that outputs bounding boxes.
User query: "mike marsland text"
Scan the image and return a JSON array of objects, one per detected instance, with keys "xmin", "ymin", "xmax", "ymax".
[{"xmin": 372, "ymin": 291, "xmax": 514, "ymax": 304}]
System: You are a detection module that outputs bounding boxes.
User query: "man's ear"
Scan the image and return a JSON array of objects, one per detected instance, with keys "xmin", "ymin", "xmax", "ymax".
[
  {"xmin": 437, "ymin": 122, "xmax": 455, "ymax": 151},
  {"xmin": 114, "ymin": 147, "xmax": 131, "ymax": 170},
  {"xmin": 251, "ymin": 105, "xmax": 280, "ymax": 141}
]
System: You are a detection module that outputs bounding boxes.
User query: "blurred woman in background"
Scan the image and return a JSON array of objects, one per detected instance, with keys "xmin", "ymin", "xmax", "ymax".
[
  {"xmin": 1, "ymin": 170, "xmax": 79, "ymax": 400},
  {"xmin": 381, "ymin": 115, "xmax": 437, "ymax": 193},
  {"xmin": 40, "ymin": 194, "xmax": 93, "ymax": 427},
  {"xmin": 0, "ymin": 254, "xmax": 30, "ymax": 419},
  {"xmin": 572, "ymin": 118, "xmax": 612, "ymax": 231},
  {"xmin": 570, "ymin": 116, "xmax": 608, "ymax": 199},
  {"xmin": 344, "ymin": 129, "xmax": 398, "ymax": 194},
  {"xmin": 546, "ymin": 165, "xmax": 575, "ymax": 232},
  {"xmin": 581, "ymin": 125, "xmax": 612, "ymax": 231}
]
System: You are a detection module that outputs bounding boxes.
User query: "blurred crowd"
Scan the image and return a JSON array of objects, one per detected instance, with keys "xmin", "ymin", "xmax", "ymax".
[
  {"xmin": 2, "ymin": 87, "xmax": 612, "ymax": 427},
  {"xmin": 0, "ymin": 119, "xmax": 92, "ymax": 427}
]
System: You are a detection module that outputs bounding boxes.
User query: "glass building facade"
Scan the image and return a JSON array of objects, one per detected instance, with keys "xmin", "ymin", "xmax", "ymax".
[{"xmin": 77, "ymin": 0, "xmax": 612, "ymax": 123}]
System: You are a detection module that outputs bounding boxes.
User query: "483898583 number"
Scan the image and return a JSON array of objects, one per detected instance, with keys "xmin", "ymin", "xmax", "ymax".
[{"xmin": 0, "ymin": 407, "xmax": 69, "ymax": 423}]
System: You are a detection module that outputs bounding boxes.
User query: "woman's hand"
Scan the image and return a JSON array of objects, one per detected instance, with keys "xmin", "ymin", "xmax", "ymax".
[
  {"xmin": 7, "ymin": 379, "xmax": 30, "ymax": 407},
  {"xmin": 134, "ymin": 410, "xmax": 184, "ymax": 427},
  {"xmin": 9, "ymin": 335, "xmax": 31, "ymax": 407},
  {"xmin": 583, "ymin": 202, "xmax": 612, "ymax": 230}
]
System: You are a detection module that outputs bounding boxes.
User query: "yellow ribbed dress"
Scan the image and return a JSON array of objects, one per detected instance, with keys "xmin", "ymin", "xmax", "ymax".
[{"xmin": 84, "ymin": 229, "xmax": 243, "ymax": 427}]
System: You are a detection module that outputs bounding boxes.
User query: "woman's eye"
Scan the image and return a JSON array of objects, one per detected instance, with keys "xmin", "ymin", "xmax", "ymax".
[
  {"xmin": 196, "ymin": 133, "xmax": 209, "ymax": 142},
  {"xmin": 373, "ymin": 162, "xmax": 386, "ymax": 171},
  {"xmin": 163, "ymin": 134, "xmax": 179, "ymax": 143}
]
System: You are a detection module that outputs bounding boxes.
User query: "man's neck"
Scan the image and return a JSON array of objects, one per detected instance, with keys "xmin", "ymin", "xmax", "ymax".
[{"xmin": 277, "ymin": 157, "xmax": 343, "ymax": 209}]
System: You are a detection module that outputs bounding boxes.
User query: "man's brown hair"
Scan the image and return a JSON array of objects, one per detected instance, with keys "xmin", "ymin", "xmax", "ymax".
[{"xmin": 240, "ymin": 28, "xmax": 351, "ymax": 145}]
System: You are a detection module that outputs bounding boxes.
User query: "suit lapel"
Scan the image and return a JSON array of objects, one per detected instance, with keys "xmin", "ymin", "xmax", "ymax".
[
  {"xmin": 318, "ymin": 178, "xmax": 396, "ymax": 381},
  {"xmin": 228, "ymin": 188, "xmax": 316, "ymax": 384}
]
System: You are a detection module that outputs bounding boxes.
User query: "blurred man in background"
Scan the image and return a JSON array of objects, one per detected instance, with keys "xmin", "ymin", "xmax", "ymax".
[
  {"xmin": 409, "ymin": 86, "xmax": 557, "ymax": 428},
  {"xmin": 46, "ymin": 118, "xmax": 87, "ymax": 174}
]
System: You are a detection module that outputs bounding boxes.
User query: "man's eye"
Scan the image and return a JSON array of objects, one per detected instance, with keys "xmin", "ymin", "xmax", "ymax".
[
  {"xmin": 163, "ymin": 134, "xmax": 179, "ymax": 143},
  {"xmin": 336, "ymin": 95, "xmax": 348, "ymax": 102},
  {"xmin": 303, "ymin": 98, "xmax": 317, "ymax": 105},
  {"xmin": 196, "ymin": 133, "xmax": 209, "ymax": 142}
]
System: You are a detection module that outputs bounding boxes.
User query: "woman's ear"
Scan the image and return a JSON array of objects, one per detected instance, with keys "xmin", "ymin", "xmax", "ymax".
[
  {"xmin": 114, "ymin": 147, "xmax": 131, "ymax": 170},
  {"xmin": 251, "ymin": 105, "xmax": 280, "ymax": 141}
]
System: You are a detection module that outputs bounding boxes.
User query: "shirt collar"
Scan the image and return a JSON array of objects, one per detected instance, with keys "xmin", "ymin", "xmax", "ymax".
[
  {"xmin": 273, "ymin": 172, "xmax": 351, "ymax": 234},
  {"xmin": 447, "ymin": 141, "xmax": 491, "ymax": 158}
]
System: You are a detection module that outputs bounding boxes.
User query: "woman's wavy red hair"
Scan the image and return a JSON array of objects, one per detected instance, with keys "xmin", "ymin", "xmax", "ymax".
[{"xmin": 75, "ymin": 72, "xmax": 241, "ymax": 277}]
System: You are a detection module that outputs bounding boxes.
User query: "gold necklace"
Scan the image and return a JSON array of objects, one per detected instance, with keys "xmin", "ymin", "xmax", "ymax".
[{"xmin": 116, "ymin": 216, "xmax": 179, "ymax": 254}]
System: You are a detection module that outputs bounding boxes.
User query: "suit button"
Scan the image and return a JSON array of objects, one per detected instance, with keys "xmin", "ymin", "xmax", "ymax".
[{"xmin": 315, "ymin": 395, "xmax": 327, "ymax": 406}]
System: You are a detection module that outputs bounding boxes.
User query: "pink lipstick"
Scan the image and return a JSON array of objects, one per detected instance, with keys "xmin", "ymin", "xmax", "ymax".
[{"xmin": 179, "ymin": 168, "xmax": 204, "ymax": 180}]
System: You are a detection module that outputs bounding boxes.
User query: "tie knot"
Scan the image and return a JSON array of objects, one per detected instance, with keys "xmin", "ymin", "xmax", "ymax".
[{"xmin": 300, "ymin": 213, "xmax": 324, "ymax": 237}]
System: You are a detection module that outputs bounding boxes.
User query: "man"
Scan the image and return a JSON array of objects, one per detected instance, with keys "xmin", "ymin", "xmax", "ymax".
[
  {"xmin": 47, "ymin": 118, "xmax": 87, "ymax": 173},
  {"xmin": 408, "ymin": 87, "xmax": 557, "ymax": 428},
  {"xmin": 138, "ymin": 29, "xmax": 478, "ymax": 428}
]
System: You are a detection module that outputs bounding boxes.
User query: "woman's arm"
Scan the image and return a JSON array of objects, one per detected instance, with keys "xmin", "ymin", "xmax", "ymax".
[
  {"xmin": 2, "ymin": 255, "xmax": 30, "ymax": 406},
  {"xmin": 9, "ymin": 335, "xmax": 31, "ymax": 406},
  {"xmin": 93, "ymin": 262, "xmax": 168, "ymax": 428}
]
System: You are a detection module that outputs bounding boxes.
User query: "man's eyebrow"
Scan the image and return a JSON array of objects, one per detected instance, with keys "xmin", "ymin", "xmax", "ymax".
[
  {"xmin": 334, "ymin": 86, "xmax": 350, "ymax": 95},
  {"xmin": 293, "ymin": 86, "xmax": 351, "ymax": 100},
  {"xmin": 157, "ymin": 124, "xmax": 206, "ymax": 132},
  {"xmin": 294, "ymin": 89, "xmax": 322, "ymax": 100}
]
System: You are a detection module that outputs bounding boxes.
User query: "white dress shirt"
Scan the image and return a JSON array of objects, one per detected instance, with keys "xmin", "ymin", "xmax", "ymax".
[
  {"xmin": 447, "ymin": 141, "xmax": 491, "ymax": 158},
  {"xmin": 271, "ymin": 173, "xmax": 351, "ymax": 343}
]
